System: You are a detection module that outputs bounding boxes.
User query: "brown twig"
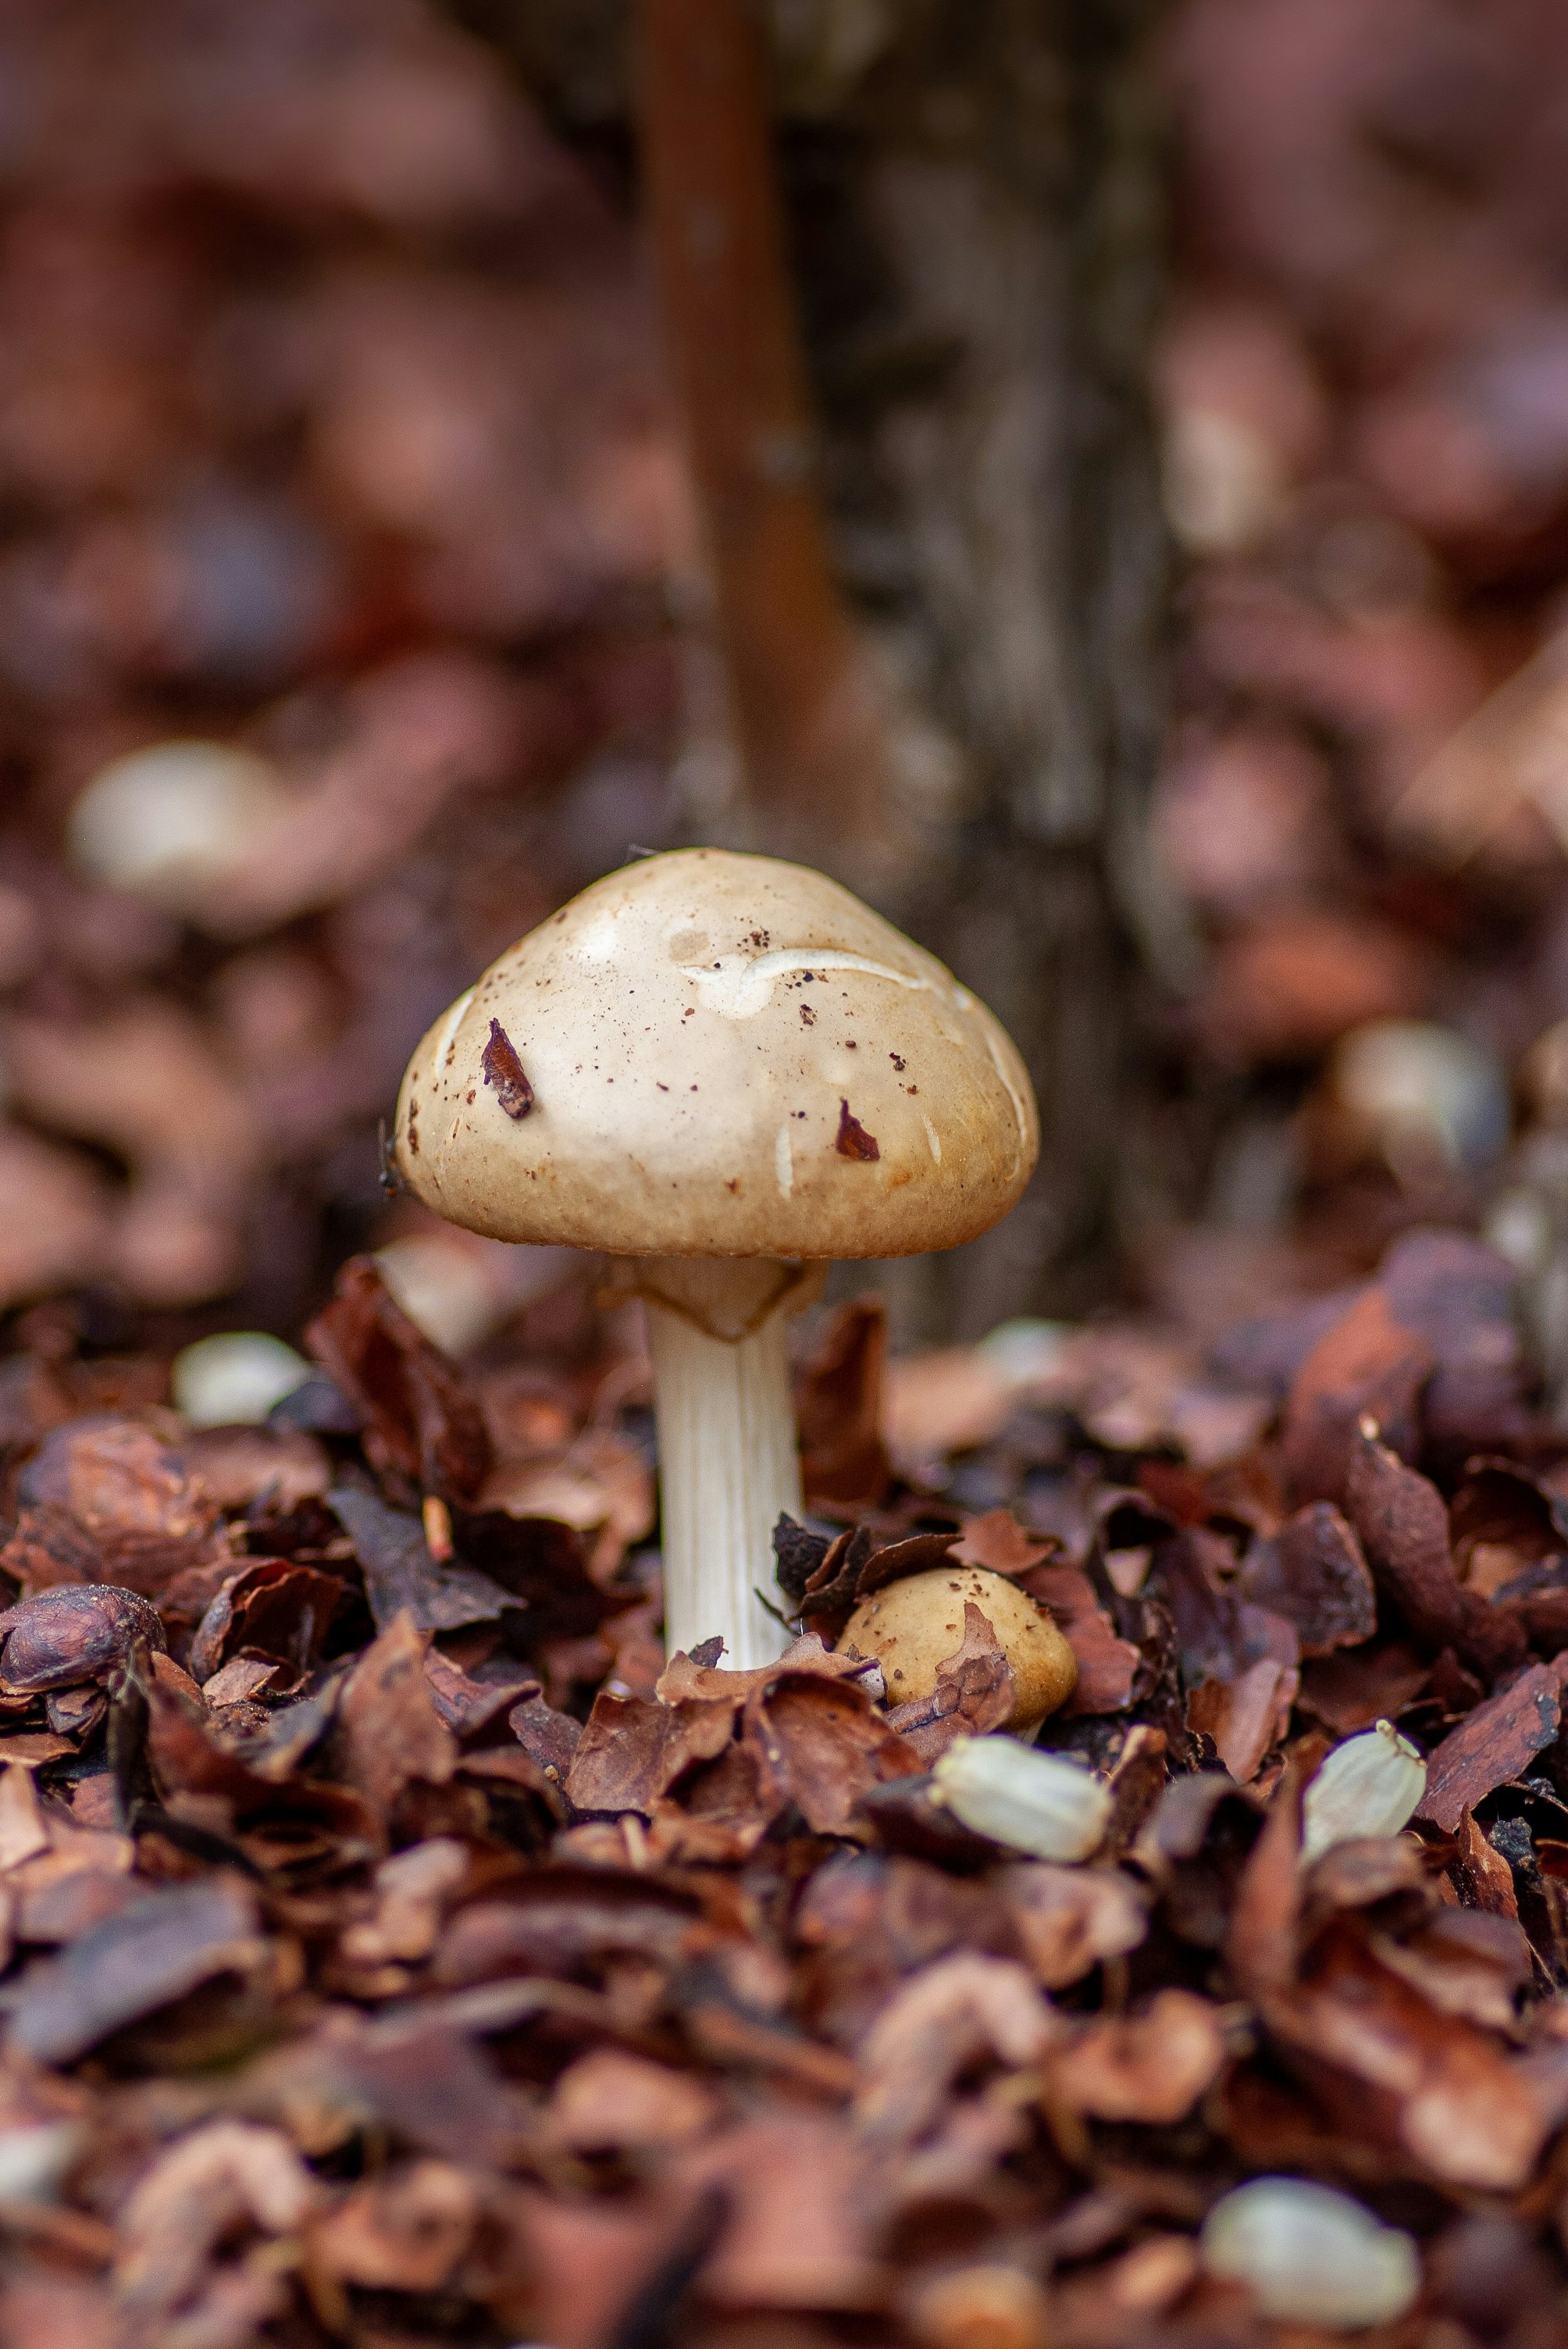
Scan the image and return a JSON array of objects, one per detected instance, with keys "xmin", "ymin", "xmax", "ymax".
[{"xmin": 636, "ymin": 0, "xmax": 888, "ymax": 860}]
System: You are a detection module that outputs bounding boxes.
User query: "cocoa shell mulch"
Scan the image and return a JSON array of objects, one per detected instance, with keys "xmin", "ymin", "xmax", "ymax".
[{"xmin": 5, "ymin": 1239, "xmax": 1568, "ymax": 2344}]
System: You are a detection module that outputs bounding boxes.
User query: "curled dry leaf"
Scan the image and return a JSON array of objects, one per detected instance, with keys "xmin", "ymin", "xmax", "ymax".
[
  {"xmin": 1282, "ymin": 1286, "xmax": 1433, "ymax": 1506},
  {"xmin": 1372, "ymin": 1907, "xmax": 1531, "ymax": 2034},
  {"xmin": 187, "ymin": 1556, "xmax": 344, "ymax": 1685},
  {"xmin": 796, "ymin": 1296, "xmax": 893, "ymax": 1509},
  {"xmin": 306, "ymin": 1256, "xmax": 492, "ymax": 1502},
  {"xmin": 10, "ymin": 1416, "xmax": 230, "ymax": 1601},
  {"xmin": 335, "ymin": 1611, "xmax": 457, "ymax": 1813},
  {"xmin": 853, "ymin": 1952, "xmax": 1057, "ymax": 2143},
  {"xmin": 505, "ymin": 1688, "xmax": 583, "ymax": 1777},
  {"xmin": 116, "ymin": 2121, "xmax": 322, "ymax": 2315},
  {"xmin": 327, "ymin": 1482, "xmax": 513, "ymax": 1634},
  {"xmin": 1263, "ymin": 1920, "xmax": 1550, "ymax": 2190},
  {"xmin": 1242, "ymin": 1502, "xmax": 1377, "ymax": 1656},
  {"xmin": 548, "ymin": 2048, "xmax": 719, "ymax": 2152},
  {"xmin": 1186, "ymin": 1650, "xmax": 1299, "ymax": 1782},
  {"xmin": 690, "ymin": 2114, "xmax": 883, "ymax": 2311},
  {"xmin": 173, "ymin": 1423, "xmax": 331, "ymax": 1516},
  {"xmin": 953, "ymin": 1510, "xmax": 1054, "ymax": 1575},
  {"xmin": 340, "ymin": 1837, "xmax": 469, "ymax": 1966},
  {"xmin": 1346, "ymin": 1428, "xmax": 1526, "ymax": 1680},
  {"xmin": 430, "ymin": 1871, "xmax": 702, "ymax": 1989},
  {"xmin": 1049, "ymin": 1988, "xmax": 1229, "ymax": 2123},
  {"xmin": 309, "ymin": 2158, "xmax": 482, "ymax": 2293},
  {"xmin": 759, "ymin": 1671, "xmax": 925, "ymax": 1834},
  {"xmin": 565, "ymin": 1689, "xmax": 736, "ymax": 1816},
  {"xmin": 1021, "ymin": 1563, "xmax": 1142, "ymax": 1715},
  {"xmin": 9, "ymin": 1874, "xmax": 265, "ymax": 2065}
]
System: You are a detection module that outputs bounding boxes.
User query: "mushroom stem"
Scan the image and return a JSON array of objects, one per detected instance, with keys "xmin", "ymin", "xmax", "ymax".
[{"xmin": 637, "ymin": 1256, "xmax": 807, "ymax": 1669}]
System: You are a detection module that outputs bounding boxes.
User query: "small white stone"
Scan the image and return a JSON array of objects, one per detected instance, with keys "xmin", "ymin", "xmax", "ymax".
[
  {"xmin": 375, "ymin": 1230, "xmax": 573, "ymax": 1357},
  {"xmin": 1302, "ymin": 1719, "xmax": 1427, "ymax": 1863},
  {"xmin": 931, "ymin": 1735, "xmax": 1111, "ymax": 1862},
  {"xmin": 1329, "ymin": 1018, "xmax": 1510, "ymax": 1174},
  {"xmin": 69, "ymin": 741, "xmax": 287, "ymax": 913},
  {"xmin": 1200, "ymin": 2176, "xmax": 1420, "ymax": 2327},
  {"xmin": 975, "ymin": 1318, "xmax": 1069, "ymax": 1388},
  {"xmin": 172, "ymin": 1331, "xmax": 312, "ymax": 1428},
  {"xmin": 0, "ymin": 2119, "xmax": 82, "ymax": 2204}
]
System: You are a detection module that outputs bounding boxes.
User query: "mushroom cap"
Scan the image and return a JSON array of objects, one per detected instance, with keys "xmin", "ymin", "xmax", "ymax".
[
  {"xmin": 836, "ymin": 1565, "xmax": 1078, "ymax": 1731},
  {"xmin": 394, "ymin": 848, "xmax": 1038, "ymax": 1259}
]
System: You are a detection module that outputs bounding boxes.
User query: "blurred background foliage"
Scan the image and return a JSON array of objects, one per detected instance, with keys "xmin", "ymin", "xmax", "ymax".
[{"xmin": 7, "ymin": 0, "xmax": 1568, "ymax": 1385}]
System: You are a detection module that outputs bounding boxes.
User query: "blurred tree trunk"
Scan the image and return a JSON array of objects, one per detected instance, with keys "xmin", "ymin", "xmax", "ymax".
[{"xmin": 445, "ymin": 0, "xmax": 1176, "ymax": 1333}]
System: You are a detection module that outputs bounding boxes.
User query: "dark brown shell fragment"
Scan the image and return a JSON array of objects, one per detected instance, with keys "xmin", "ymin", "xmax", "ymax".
[{"xmin": 0, "ymin": 1582, "xmax": 166, "ymax": 1691}]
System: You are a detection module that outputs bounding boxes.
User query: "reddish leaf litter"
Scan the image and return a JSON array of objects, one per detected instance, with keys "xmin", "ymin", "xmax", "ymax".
[{"xmin": 3, "ymin": 1244, "xmax": 1568, "ymax": 2342}]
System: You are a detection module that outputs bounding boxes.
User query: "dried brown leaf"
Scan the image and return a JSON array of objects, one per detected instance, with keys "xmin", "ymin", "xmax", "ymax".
[
  {"xmin": 306, "ymin": 1256, "xmax": 492, "ymax": 1501},
  {"xmin": 311, "ymin": 2158, "xmax": 480, "ymax": 2291},
  {"xmin": 1263, "ymin": 1919, "xmax": 1548, "ymax": 2190},
  {"xmin": 1186, "ymin": 1652, "xmax": 1299, "ymax": 1783},
  {"xmin": 1021, "ymin": 1563, "xmax": 1140, "ymax": 1715},
  {"xmin": 328, "ymin": 1481, "xmax": 513, "ymax": 1634},
  {"xmin": 116, "ymin": 2121, "xmax": 321, "ymax": 2314},
  {"xmin": 1242, "ymin": 1502, "xmax": 1377, "ymax": 1655},
  {"xmin": 1049, "ymin": 1988, "xmax": 1228, "ymax": 2123},
  {"xmin": 853, "ymin": 1953, "xmax": 1057, "ymax": 2143},
  {"xmin": 997, "ymin": 1862, "xmax": 1149, "ymax": 1989},
  {"xmin": 753, "ymin": 1672, "xmax": 922, "ymax": 1830},
  {"xmin": 796, "ymin": 1297, "xmax": 892, "ymax": 1510},
  {"xmin": 549, "ymin": 2048, "xmax": 718, "ymax": 2151},
  {"xmin": 336, "ymin": 1611, "xmax": 457, "ymax": 1813},
  {"xmin": 1283, "ymin": 1287, "xmax": 1433, "ymax": 1505},
  {"xmin": 953, "ymin": 1510, "xmax": 1055, "ymax": 1575},
  {"xmin": 1417, "ymin": 1663, "xmax": 1562, "ymax": 1832},
  {"xmin": 1346, "ymin": 1428, "xmax": 1526, "ymax": 1679},
  {"xmin": 1227, "ymin": 1741, "xmax": 1318, "ymax": 1998},
  {"xmin": 565, "ymin": 1690, "xmax": 735, "ymax": 1816},
  {"xmin": 9, "ymin": 1874, "xmax": 265, "ymax": 2065}
]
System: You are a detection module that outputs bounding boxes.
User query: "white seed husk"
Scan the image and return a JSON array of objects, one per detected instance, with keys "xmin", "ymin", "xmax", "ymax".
[
  {"xmin": 171, "ymin": 1331, "xmax": 313, "ymax": 1428},
  {"xmin": 1302, "ymin": 1719, "xmax": 1427, "ymax": 1863},
  {"xmin": 1200, "ymin": 2176, "xmax": 1420, "ymax": 2327},
  {"xmin": 930, "ymin": 1735, "xmax": 1111, "ymax": 1862},
  {"xmin": 0, "ymin": 2119, "xmax": 82, "ymax": 2204}
]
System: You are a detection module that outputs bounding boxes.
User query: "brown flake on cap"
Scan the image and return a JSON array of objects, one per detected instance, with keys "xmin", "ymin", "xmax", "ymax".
[
  {"xmin": 480, "ymin": 1018, "xmax": 533, "ymax": 1118},
  {"xmin": 835, "ymin": 1100, "xmax": 878, "ymax": 1160}
]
